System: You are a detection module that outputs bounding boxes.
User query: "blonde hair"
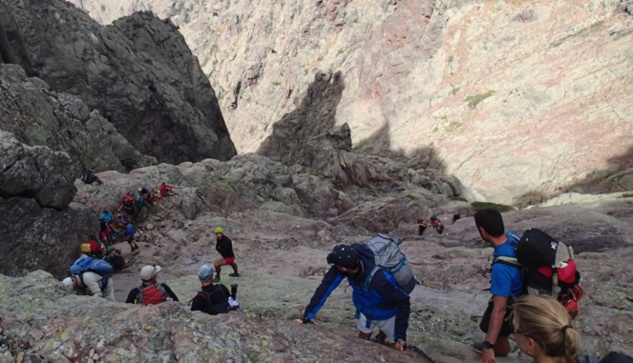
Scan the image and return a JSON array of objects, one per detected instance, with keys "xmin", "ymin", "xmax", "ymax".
[{"xmin": 513, "ymin": 295, "xmax": 581, "ymax": 363}]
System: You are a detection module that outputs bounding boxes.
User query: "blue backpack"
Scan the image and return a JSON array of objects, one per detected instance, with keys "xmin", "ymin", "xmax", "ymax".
[{"xmin": 69, "ymin": 256, "xmax": 114, "ymax": 278}]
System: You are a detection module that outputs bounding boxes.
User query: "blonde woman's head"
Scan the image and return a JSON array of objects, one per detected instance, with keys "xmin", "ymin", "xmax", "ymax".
[{"xmin": 512, "ymin": 295, "xmax": 581, "ymax": 363}]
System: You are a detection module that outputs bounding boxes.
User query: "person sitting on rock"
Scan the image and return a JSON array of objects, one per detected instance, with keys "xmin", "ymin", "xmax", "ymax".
[
  {"xmin": 125, "ymin": 265, "xmax": 179, "ymax": 305},
  {"xmin": 190, "ymin": 264, "xmax": 240, "ymax": 315},
  {"xmin": 299, "ymin": 244, "xmax": 410, "ymax": 351},
  {"xmin": 159, "ymin": 182, "xmax": 177, "ymax": 198},
  {"xmin": 80, "ymin": 166, "xmax": 102, "ymax": 185},
  {"xmin": 213, "ymin": 227, "xmax": 239, "ymax": 282},
  {"xmin": 63, "ymin": 272, "xmax": 115, "ymax": 301}
]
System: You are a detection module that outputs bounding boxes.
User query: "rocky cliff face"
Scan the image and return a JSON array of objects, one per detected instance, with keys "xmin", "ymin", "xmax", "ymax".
[
  {"xmin": 0, "ymin": 0, "xmax": 236, "ymax": 165},
  {"xmin": 0, "ymin": 131, "xmax": 96, "ymax": 278},
  {"xmin": 71, "ymin": 0, "xmax": 633, "ymax": 203}
]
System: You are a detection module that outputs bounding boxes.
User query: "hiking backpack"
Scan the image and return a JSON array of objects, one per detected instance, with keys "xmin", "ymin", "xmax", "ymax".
[
  {"xmin": 137, "ymin": 283, "xmax": 170, "ymax": 306},
  {"xmin": 69, "ymin": 256, "xmax": 113, "ymax": 277},
  {"xmin": 494, "ymin": 228, "xmax": 584, "ymax": 319},
  {"xmin": 193, "ymin": 286, "xmax": 231, "ymax": 315},
  {"xmin": 364, "ymin": 234, "xmax": 417, "ymax": 294},
  {"xmin": 80, "ymin": 168, "xmax": 92, "ymax": 183},
  {"xmin": 104, "ymin": 253, "xmax": 126, "ymax": 272}
]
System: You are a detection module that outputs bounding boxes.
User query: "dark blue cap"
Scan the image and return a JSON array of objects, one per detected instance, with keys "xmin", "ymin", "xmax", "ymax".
[{"xmin": 327, "ymin": 244, "xmax": 359, "ymax": 269}]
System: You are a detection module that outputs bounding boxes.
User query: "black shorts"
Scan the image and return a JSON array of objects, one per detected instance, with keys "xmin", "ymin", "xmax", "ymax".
[{"xmin": 479, "ymin": 299, "xmax": 514, "ymax": 337}]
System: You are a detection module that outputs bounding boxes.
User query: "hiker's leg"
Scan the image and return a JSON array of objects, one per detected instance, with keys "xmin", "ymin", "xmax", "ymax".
[
  {"xmin": 494, "ymin": 337, "xmax": 511, "ymax": 357},
  {"xmin": 229, "ymin": 262, "xmax": 238, "ymax": 274},
  {"xmin": 214, "ymin": 258, "xmax": 227, "ymax": 275},
  {"xmin": 375, "ymin": 316, "xmax": 395, "ymax": 342},
  {"xmin": 356, "ymin": 313, "xmax": 374, "ymax": 340}
]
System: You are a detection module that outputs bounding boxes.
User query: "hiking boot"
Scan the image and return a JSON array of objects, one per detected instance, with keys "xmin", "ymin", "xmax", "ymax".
[
  {"xmin": 214, "ymin": 275, "xmax": 221, "ymax": 283},
  {"xmin": 229, "ymin": 272, "xmax": 240, "ymax": 277},
  {"xmin": 373, "ymin": 331, "xmax": 387, "ymax": 344}
]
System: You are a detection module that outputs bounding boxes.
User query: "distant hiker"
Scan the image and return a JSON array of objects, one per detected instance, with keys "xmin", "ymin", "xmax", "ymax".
[
  {"xmin": 80, "ymin": 240, "xmax": 105, "ymax": 259},
  {"xmin": 159, "ymin": 182, "xmax": 177, "ymax": 198},
  {"xmin": 104, "ymin": 246, "xmax": 127, "ymax": 272},
  {"xmin": 119, "ymin": 192, "xmax": 137, "ymax": 216},
  {"xmin": 452, "ymin": 213, "xmax": 462, "ymax": 224},
  {"xmin": 80, "ymin": 166, "xmax": 102, "ymax": 185},
  {"xmin": 99, "ymin": 210, "xmax": 118, "ymax": 245},
  {"xmin": 472, "ymin": 209, "xmax": 524, "ymax": 362},
  {"xmin": 213, "ymin": 227, "xmax": 239, "ymax": 282},
  {"xmin": 125, "ymin": 265, "xmax": 179, "ymax": 305},
  {"xmin": 512, "ymin": 295, "xmax": 584, "ymax": 363},
  {"xmin": 300, "ymin": 244, "xmax": 410, "ymax": 351},
  {"xmin": 430, "ymin": 214, "xmax": 445, "ymax": 234},
  {"xmin": 190, "ymin": 264, "xmax": 240, "ymax": 315},
  {"xmin": 124, "ymin": 222, "xmax": 139, "ymax": 252},
  {"xmin": 117, "ymin": 212, "xmax": 130, "ymax": 229},
  {"xmin": 138, "ymin": 187, "xmax": 154, "ymax": 206},
  {"xmin": 64, "ymin": 255, "xmax": 115, "ymax": 301},
  {"xmin": 417, "ymin": 219, "xmax": 427, "ymax": 236}
]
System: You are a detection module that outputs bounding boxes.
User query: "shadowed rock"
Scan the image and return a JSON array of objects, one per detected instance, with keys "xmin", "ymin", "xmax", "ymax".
[{"xmin": 0, "ymin": 1, "xmax": 236, "ymax": 164}]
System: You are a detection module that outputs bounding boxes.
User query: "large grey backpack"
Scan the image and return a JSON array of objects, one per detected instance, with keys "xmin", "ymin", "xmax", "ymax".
[{"xmin": 365, "ymin": 234, "xmax": 417, "ymax": 293}]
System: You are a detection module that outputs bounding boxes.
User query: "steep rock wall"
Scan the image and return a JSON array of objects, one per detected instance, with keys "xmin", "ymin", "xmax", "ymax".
[
  {"xmin": 71, "ymin": 0, "xmax": 633, "ymax": 203},
  {"xmin": 0, "ymin": 0, "xmax": 236, "ymax": 165}
]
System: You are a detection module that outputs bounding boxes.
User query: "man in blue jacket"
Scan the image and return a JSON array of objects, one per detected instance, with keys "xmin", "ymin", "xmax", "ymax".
[{"xmin": 300, "ymin": 244, "xmax": 410, "ymax": 351}]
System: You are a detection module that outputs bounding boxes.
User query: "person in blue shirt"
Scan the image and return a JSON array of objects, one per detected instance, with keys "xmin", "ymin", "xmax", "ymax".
[
  {"xmin": 299, "ymin": 244, "xmax": 410, "ymax": 351},
  {"xmin": 124, "ymin": 222, "xmax": 139, "ymax": 253},
  {"xmin": 473, "ymin": 208, "xmax": 524, "ymax": 363}
]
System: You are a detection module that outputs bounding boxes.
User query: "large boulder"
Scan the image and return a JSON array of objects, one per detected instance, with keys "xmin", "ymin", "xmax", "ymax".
[
  {"xmin": 0, "ymin": 131, "xmax": 96, "ymax": 278},
  {"xmin": 0, "ymin": 0, "xmax": 236, "ymax": 164},
  {"xmin": 0, "ymin": 130, "xmax": 76, "ymax": 208},
  {"xmin": 0, "ymin": 64, "xmax": 156, "ymax": 171}
]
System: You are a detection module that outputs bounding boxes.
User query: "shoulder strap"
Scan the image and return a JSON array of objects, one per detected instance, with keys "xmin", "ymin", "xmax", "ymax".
[
  {"xmin": 492, "ymin": 256, "xmax": 522, "ymax": 269},
  {"xmin": 364, "ymin": 265, "xmax": 380, "ymax": 288}
]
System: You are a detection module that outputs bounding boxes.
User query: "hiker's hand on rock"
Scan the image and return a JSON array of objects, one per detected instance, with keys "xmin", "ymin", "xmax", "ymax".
[
  {"xmin": 394, "ymin": 340, "xmax": 406, "ymax": 351},
  {"xmin": 482, "ymin": 348, "xmax": 495, "ymax": 363}
]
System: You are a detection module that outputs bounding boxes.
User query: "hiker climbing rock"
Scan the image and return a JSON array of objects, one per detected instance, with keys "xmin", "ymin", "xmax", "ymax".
[
  {"xmin": 104, "ymin": 246, "xmax": 127, "ymax": 272},
  {"xmin": 126, "ymin": 265, "xmax": 179, "ymax": 305},
  {"xmin": 473, "ymin": 209, "xmax": 524, "ymax": 362},
  {"xmin": 299, "ymin": 243, "xmax": 411, "ymax": 351},
  {"xmin": 118, "ymin": 192, "xmax": 137, "ymax": 217},
  {"xmin": 99, "ymin": 210, "xmax": 117, "ymax": 245},
  {"xmin": 430, "ymin": 214, "xmax": 444, "ymax": 234},
  {"xmin": 64, "ymin": 255, "xmax": 115, "ymax": 301},
  {"xmin": 213, "ymin": 227, "xmax": 239, "ymax": 282},
  {"xmin": 80, "ymin": 166, "xmax": 102, "ymax": 185},
  {"xmin": 417, "ymin": 219, "xmax": 427, "ymax": 236},
  {"xmin": 190, "ymin": 264, "xmax": 240, "ymax": 315},
  {"xmin": 124, "ymin": 222, "xmax": 140, "ymax": 253}
]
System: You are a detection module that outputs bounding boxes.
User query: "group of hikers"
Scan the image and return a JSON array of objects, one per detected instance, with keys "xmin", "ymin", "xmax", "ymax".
[
  {"xmin": 63, "ymin": 226, "xmax": 241, "ymax": 316},
  {"xmin": 417, "ymin": 213, "xmax": 463, "ymax": 236},
  {"xmin": 68, "ymin": 171, "xmax": 629, "ymax": 363},
  {"xmin": 81, "ymin": 167, "xmax": 178, "ymax": 250},
  {"xmin": 298, "ymin": 209, "xmax": 625, "ymax": 363}
]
